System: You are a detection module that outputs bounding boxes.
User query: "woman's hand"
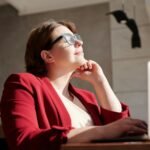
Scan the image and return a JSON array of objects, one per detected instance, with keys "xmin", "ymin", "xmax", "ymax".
[
  {"xmin": 100, "ymin": 118, "xmax": 147, "ymax": 139},
  {"xmin": 72, "ymin": 60, "xmax": 105, "ymax": 85}
]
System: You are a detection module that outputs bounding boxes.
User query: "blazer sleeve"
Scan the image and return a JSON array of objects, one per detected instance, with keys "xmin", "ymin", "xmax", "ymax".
[
  {"xmin": 0, "ymin": 74, "xmax": 71, "ymax": 150},
  {"xmin": 85, "ymin": 89, "xmax": 130, "ymax": 125},
  {"xmin": 100, "ymin": 103, "xmax": 130, "ymax": 124},
  {"xmin": 72, "ymin": 87, "xmax": 130, "ymax": 125}
]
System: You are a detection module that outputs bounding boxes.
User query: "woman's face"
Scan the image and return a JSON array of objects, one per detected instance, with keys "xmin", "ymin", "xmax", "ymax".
[{"xmin": 48, "ymin": 25, "xmax": 86, "ymax": 69}]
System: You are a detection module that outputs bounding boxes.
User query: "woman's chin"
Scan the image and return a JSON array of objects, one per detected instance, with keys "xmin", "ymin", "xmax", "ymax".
[{"xmin": 76, "ymin": 57, "xmax": 87, "ymax": 67}]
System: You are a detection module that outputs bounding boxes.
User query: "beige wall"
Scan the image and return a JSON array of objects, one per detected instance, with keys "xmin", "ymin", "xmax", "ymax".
[{"xmin": 110, "ymin": 0, "xmax": 150, "ymax": 121}]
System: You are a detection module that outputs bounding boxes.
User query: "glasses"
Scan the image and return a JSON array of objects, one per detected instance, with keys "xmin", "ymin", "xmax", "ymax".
[{"xmin": 45, "ymin": 33, "xmax": 83, "ymax": 50}]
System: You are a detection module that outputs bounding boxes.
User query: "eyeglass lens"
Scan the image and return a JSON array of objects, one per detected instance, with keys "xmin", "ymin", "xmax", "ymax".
[{"xmin": 64, "ymin": 34, "xmax": 82, "ymax": 45}]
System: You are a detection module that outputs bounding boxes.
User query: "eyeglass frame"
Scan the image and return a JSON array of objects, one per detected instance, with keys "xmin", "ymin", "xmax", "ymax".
[{"xmin": 44, "ymin": 33, "xmax": 83, "ymax": 50}]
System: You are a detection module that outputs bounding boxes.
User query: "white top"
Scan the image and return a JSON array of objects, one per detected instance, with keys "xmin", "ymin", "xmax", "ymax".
[{"xmin": 54, "ymin": 87, "xmax": 94, "ymax": 128}]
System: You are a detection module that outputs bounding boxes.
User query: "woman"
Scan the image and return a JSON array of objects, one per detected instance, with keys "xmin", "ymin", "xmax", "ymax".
[{"xmin": 0, "ymin": 19, "xmax": 147, "ymax": 150}]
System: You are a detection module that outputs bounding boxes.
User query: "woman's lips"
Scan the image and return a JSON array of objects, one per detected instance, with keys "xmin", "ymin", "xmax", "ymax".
[{"xmin": 74, "ymin": 50, "xmax": 83, "ymax": 55}]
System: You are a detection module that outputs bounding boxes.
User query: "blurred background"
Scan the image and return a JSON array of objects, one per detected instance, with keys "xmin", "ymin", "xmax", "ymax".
[{"xmin": 0, "ymin": 0, "xmax": 150, "ymax": 136}]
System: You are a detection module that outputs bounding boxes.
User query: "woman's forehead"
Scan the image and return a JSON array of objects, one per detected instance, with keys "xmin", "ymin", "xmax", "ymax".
[{"xmin": 52, "ymin": 25, "xmax": 73, "ymax": 38}]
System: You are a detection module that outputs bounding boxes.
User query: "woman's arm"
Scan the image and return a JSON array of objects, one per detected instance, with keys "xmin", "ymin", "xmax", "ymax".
[
  {"xmin": 73, "ymin": 60, "xmax": 121, "ymax": 112},
  {"xmin": 67, "ymin": 118, "xmax": 147, "ymax": 143},
  {"xmin": 69, "ymin": 60, "xmax": 147, "ymax": 143},
  {"xmin": 92, "ymin": 70, "xmax": 122, "ymax": 112}
]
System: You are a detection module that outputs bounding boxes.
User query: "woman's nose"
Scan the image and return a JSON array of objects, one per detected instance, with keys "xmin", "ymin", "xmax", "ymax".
[{"xmin": 74, "ymin": 39, "xmax": 83, "ymax": 47}]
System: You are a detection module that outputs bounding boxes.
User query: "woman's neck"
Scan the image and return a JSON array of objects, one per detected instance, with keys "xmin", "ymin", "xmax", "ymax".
[{"xmin": 47, "ymin": 69, "xmax": 74, "ymax": 99}]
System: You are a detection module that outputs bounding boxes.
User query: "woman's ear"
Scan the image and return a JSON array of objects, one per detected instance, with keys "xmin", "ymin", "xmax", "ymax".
[{"xmin": 40, "ymin": 50, "xmax": 55, "ymax": 64}]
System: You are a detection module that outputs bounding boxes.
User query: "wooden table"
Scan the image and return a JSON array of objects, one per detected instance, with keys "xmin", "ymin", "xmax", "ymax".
[{"xmin": 61, "ymin": 141, "xmax": 150, "ymax": 150}]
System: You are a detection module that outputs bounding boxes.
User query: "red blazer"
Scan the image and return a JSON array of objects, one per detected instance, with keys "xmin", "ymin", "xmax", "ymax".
[{"xmin": 0, "ymin": 73, "xmax": 129, "ymax": 150}]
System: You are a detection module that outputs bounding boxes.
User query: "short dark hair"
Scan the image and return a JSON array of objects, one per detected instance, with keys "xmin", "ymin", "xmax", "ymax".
[{"xmin": 25, "ymin": 19, "xmax": 77, "ymax": 76}]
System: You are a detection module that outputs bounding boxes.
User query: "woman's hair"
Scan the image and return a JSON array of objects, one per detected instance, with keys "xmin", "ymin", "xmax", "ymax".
[{"xmin": 25, "ymin": 19, "xmax": 77, "ymax": 76}]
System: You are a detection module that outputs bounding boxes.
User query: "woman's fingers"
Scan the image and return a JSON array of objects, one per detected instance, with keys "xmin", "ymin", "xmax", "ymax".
[
  {"xmin": 80, "ymin": 62, "xmax": 88, "ymax": 70},
  {"xmin": 99, "ymin": 118, "xmax": 148, "ymax": 139},
  {"xmin": 127, "ymin": 126, "xmax": 147, "ymax": 136},
  {"xmin": 72, "ymin": 60, "xmax": 103, "ymax": 84},
  {"xmin": 130, "ymin": 118, "xmax": 148, "ymax": 130},
  {"xmin": 80, "ymin": 60, "xmax": 94, "ymax": 70},
  {"xmin": 136, "ymin": 121, "xmax": 147, "ymax": 130},
  {"xmin": 87, "ymin": 60, "xmax": 93, "ymax": 70},
  {"xmin": 110, "ymin": 118, "xmax": 148, "ymax": 137},
  {"xmin": 122, "ymin": 118, "xmax": 148, "ymax": 135}
]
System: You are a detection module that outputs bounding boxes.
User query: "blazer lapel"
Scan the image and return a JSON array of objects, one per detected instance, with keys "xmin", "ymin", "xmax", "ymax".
[{"xmin": 41, "ymin": 77, "xmax": 72, "ymax": 128}]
